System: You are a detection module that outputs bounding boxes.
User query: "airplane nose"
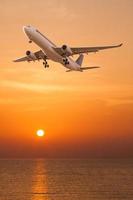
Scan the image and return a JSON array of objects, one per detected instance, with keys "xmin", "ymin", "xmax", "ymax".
[
  {"xmin": 23, "ymin": 25, "xmax": 32, "ymax": 34},
  {"xmin": 23, "ymin": 26, "xmax": 28, "ymax": 33}
]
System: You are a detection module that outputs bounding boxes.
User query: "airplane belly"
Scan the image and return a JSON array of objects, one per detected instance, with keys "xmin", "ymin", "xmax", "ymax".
[
  {"xmin": 30, "ymin": 31, "xmax": 81, "ymax": 70},
  {"xmin": 32, "ymin": 34, "xmax": 62, "ymax": 62},
  {"xmin": 45, "ymin": 47, "xmax": 62, "ymax": 62}
]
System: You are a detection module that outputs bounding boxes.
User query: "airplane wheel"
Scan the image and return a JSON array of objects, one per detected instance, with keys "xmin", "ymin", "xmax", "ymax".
[
  {"xmin": 65, "ymin": 61, "xmax": 69, "ymax": 65},
  {"xmin": 29, "ymin": 40, "xmax": 32, "ymax": 43},
  {"xmin": 63, "ymin": 58, "xmax": 69, "ymax": 65},
  {"xmin": 43, "ymin": 62, "xmax": 46, "ymax": 68},
  {"xmin": 43, "ymin": 63, "xmax": 49, "ymax": 68},
  {"xmin": 43, "ymin": 61, "xmax": 49, "ymax": 68}
]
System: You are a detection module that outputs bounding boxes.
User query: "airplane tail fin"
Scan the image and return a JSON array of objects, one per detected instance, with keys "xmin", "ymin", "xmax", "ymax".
[{"xmin": 76, "ymin": 54, "xmax": 84, "ymax": 66}]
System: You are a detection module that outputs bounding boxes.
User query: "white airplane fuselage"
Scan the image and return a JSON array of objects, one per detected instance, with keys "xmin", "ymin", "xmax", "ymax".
[{"xmin": 23, "ymin": 26, "xmax": 81, "ymax": 71}]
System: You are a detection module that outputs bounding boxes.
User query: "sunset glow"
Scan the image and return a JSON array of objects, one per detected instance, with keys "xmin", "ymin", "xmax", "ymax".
[{"xmin": 0, "ymin": 0, "xmax": 133, "ymax": 158}]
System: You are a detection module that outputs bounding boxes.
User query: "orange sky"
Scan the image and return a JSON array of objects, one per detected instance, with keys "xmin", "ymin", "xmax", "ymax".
[{"xmin": 0, "ymin": 0, "xmax": 133, "ymax": 158}]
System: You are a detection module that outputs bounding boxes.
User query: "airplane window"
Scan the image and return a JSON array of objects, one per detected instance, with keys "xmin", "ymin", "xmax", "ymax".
[
  {"xmin": 36, "ymin": 30, "xmax": 44, "ymax": 37},
  {"xmin": 36, "ymin": 29, "xmax": 56, "ymax": 47}
]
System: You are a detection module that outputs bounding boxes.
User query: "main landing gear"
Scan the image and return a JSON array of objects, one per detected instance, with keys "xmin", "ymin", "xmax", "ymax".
[
  {"xmin": 63, "ymin": 58, "xmax": 69, "ymax": 65},
  {"xmin": 43, "ymin": 61, "xmax": 49, "ymax": 68},
  {"xmin": 29, "ymin": 40, "xmax": 32, "ymax": 43}
]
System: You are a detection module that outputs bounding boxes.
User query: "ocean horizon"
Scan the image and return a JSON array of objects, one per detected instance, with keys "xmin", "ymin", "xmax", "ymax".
[{"xmin": 0, "ymin": 159, "xmax": 133, "ymax": 200}]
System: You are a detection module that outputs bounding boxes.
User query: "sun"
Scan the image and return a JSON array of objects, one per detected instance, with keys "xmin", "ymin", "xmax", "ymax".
[{"xmin": 36, "ymin": 129, "xmax": 45, "ymax": 137}]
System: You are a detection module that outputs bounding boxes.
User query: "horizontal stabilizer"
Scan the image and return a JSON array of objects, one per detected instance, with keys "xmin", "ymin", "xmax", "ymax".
[
  {"xmin": 80, "ymin": 66, "xmax": 100, "ymax": 71},
  {"xmin": 66, "ymin": 69, "xmax": 72, "ymax": 72}
]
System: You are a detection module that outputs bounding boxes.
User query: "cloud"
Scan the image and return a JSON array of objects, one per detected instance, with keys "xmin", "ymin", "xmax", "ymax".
[
  {"xmin": 107, "ymin": 98, "xmax": 133, "ymax": 106},
  {"xmin": 0, "ymin": 80, "xmax": 72, "ymax": 93}
]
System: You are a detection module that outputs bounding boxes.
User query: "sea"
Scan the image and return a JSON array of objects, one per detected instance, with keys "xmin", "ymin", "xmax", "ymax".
[{"xmin": 0, "ymin": 159, "xmax": 133, "ymax": 200}]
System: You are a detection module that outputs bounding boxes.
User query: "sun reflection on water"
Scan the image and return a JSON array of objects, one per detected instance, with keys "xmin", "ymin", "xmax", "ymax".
[{"xmin": 32, "ymin": 159, "xmax": 48, "ymax": 200}]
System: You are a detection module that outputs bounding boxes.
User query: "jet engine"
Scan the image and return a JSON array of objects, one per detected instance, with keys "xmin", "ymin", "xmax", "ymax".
[
  {"xmin": 26, "ymin": 51, "xmax": 37, "ymax": 61},
  {"xmin": 61, "ymin": 45, "xmax": 73, "ymax": 56}
]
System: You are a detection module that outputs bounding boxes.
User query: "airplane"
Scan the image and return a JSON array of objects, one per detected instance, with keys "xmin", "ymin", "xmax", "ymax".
[{"xmin": 13, "ymin": 25, "xmax": 123, "ymax": 72}]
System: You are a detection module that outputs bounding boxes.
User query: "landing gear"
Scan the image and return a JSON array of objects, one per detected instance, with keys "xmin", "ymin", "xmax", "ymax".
[
  {"xmin": 63, "ymin": 58, "xmax": 69, "ymax": 65},
  {"xmin": 29, "ymin": 40, "xmax": 32, "ymax": 43},
  {"xmin": 43, "ymin": 61, "xmax": 49, "ymax": 68}
]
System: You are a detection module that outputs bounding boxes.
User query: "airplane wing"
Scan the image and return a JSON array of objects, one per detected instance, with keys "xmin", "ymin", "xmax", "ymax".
[
  {"xmin": 53, "ymin": 43, "xmax": 123, "ymax": 56},
  {"xmin": 13, "ymin": 50, "xmax": 48, "ymax": 62}
]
